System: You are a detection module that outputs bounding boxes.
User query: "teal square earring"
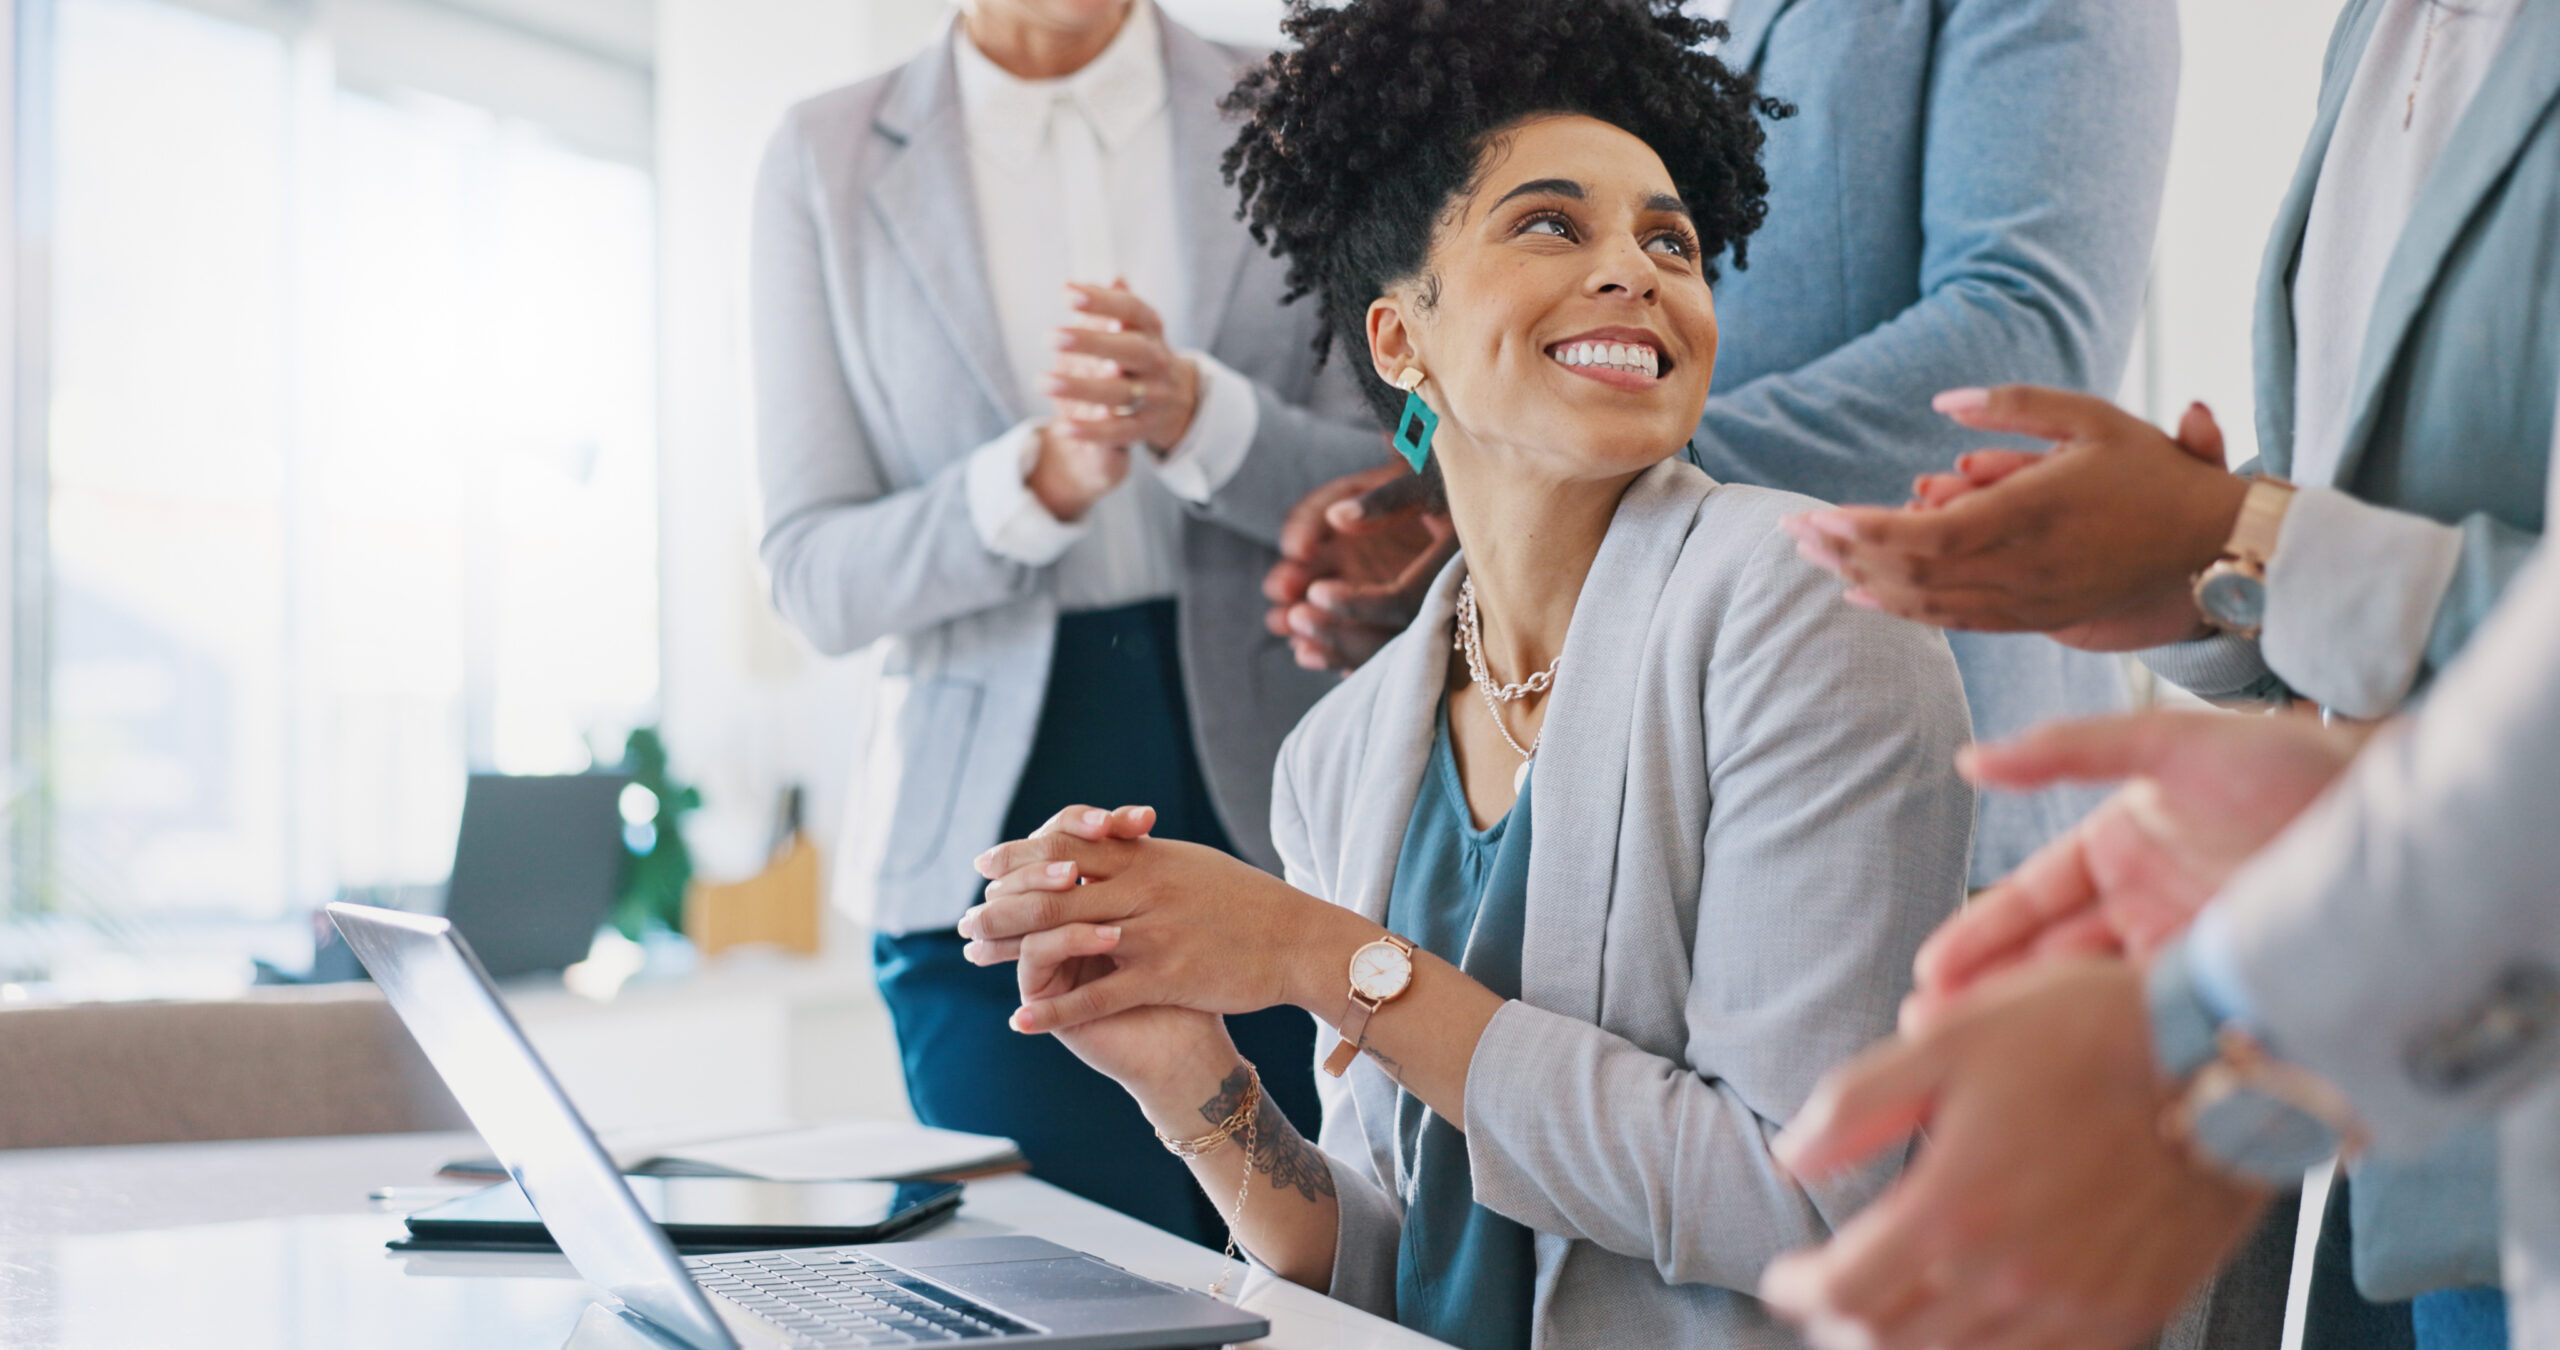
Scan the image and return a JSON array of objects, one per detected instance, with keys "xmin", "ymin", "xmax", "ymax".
[{"xmin": 1392, "ymin": 367, "xmax": 1437, "ymax": 473}]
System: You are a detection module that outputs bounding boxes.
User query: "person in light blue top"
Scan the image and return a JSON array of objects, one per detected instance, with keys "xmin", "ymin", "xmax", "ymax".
[{"xmin": 1383, "ymin": 707, "xmax": 1536, "ymax": 1350}]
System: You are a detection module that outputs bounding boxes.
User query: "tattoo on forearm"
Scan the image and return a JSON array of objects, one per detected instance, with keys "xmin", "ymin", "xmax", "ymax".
[
  {"xmin": 1198, "ymin": 1065, "xmax": 1253, "ymax": 1130},
  {"xmin": 1191, "ymin": 1066, "xmax": 1336, "ymax": 1205},
  {"xmin": 1253, "ymin": 1102, "xmax": 1338, "ymax": 1204}
]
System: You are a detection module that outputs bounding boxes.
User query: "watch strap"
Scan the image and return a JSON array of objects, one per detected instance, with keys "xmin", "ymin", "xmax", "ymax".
[
  {"xmin": 2223, "ymin": 476, "xmax": 2296, "ymax": 566},
  {"xmin": 1323, "ymin": 995, "xmax": 1379, "ymax": 1077}
]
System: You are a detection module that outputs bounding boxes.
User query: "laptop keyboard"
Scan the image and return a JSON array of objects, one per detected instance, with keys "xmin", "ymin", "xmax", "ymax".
[{"xmin": 689, "ymin": 1249, "xmax": 1037, "ymax": 1346}]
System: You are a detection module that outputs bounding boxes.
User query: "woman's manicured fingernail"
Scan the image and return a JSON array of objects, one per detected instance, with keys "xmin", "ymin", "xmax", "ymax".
[
  {"xmin": 1932, "ymin": 387, "xmax": 1990, "ymax": 415},
  {"xmin": 1048, "ymin": 860, "xmax": 1075, "ymax": 880},
  {"xmin": 1008, "ymin": 1010, "xmax": 1030, "ymax": 1032},
  {"xmin": 1082, "ymin": 808, "xmax": 1107, "ymax": 828},
  {"xmin": 1097, "ymin": 925, "xmax": 1121, "ymax": 941},
  {"xmin": 1803, "ymin": 512, "xmax": 1857, "ymax": 541}
]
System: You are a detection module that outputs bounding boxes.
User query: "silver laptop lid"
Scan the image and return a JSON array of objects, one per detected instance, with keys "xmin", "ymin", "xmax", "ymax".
[{"xmin": 329, "ymin": 902, "xmax": 737, "ymax": 1350}]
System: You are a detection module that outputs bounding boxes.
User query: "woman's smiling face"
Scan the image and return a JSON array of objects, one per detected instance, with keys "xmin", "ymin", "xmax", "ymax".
[{"xmin": 1368, "ymin": 113, "xmax": 1719, "ymax": 483}]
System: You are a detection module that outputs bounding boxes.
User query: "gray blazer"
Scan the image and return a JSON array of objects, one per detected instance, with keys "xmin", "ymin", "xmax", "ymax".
[
  {"xmin": 1269, "ymin": 462, "xmax": 1976, "ymax": 1348},
  {"xmin": 1698, "ymin": 0, "xmax": 2179, "ymax": 886},
  {"xmin": 751, "ymin": 17, "xmax": 1385, "ymax": 935},
  {"xmin": 2207, "ymin": 525, "xmax": 2560, "ymax": 1339},
  {"xmin": 2142, "ymin": 0, "xmax": 2560, "ymax": 1298}
]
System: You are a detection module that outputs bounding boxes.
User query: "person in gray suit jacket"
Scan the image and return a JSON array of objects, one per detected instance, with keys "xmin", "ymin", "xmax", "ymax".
[
  {"xmin": 1256, "ymin": 0, "xmax": 2178, "ymax": 893},
  {"xmin": 749, "ymin": 0, "xmax": 1383, "ymax": 1243},
  {"xmin": 1757, "ymin": 495, "xmax": 2560, "ymax": 1349},
  {"xmin": 1790, "ymin": 3, "xmax": 2560, "ymax": 1341},
  {"xmin": 956, "ymin": 5, "xmax": 1976, "ymax": 1346}
]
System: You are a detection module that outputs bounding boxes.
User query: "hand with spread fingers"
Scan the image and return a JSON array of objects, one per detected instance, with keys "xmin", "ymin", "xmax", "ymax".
[
  {"xmin": 1779, "ymin": 387, "xmax": 2249, "ymax": 652},
  {"xmin": 1901, "ymin": 709, "xmax": 2371, "ymax": 1033},
  {"xmin": 1760, "ymin": 959, "xmax": 2270, "ymax": 1350},
  {"xmin": 1263, "ymin": 463, "xmax": 1459, "ymax": 672},
  {"xmin": 1044, "ymin": 281, "xmax": 1203, "ymax": 454}
]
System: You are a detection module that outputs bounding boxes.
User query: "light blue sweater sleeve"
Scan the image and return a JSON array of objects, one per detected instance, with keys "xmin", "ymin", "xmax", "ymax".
[{"xmin": 1692, "ymin": 0, "xmax": 2179, "ymax": 506}]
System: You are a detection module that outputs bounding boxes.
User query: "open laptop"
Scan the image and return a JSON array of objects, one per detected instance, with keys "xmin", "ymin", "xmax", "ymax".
[{"xmin": 327, "ymin": 902, "xmax": 1270, "ymax": 1350}]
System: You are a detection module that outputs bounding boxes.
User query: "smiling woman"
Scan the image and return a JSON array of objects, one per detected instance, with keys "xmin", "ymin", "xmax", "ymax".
[{"xmin": 954, "ymin": 3, "xmax": 1978, "ymax": 1347}]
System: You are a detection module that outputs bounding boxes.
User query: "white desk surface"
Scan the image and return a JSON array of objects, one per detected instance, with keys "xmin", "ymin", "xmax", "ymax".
[{"xmin": 0, "ymin": 1130, "xmax": 1446, "ymax": 1350}]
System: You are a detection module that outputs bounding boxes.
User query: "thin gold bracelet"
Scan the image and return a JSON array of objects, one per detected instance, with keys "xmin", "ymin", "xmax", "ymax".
[{"xmin": 1155, "ymin": 1063, "xmax": 1260, "ymax": 1300}]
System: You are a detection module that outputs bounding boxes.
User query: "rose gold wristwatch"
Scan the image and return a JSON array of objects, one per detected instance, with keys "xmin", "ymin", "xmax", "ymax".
[
  {"xmin": 2191, "ymin": 476, "xmax": 2298, "ymax": 639},
  {"xmin": 1322, "ymin": 933, "xmax": 1418, "ymax": 1077}
]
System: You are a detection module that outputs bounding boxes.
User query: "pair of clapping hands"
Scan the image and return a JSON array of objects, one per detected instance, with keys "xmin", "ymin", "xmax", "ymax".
[
  {"xmin": 1030, "ymin": 282, "xmax": 1206, "ymax": 523},
  {"xmin": 1242, "ymin": 386, "xmax": 2375, "ymax": 1349}
]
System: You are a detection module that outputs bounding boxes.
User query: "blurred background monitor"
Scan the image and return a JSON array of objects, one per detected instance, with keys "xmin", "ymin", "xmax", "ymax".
[{"xmin": 441, "ymin": 773, "xmax": 632, "ymax": 980}]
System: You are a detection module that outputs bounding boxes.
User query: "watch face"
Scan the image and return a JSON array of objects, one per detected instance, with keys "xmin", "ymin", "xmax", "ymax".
[
  {"xmin": 2197, "ymin": 568, "xmax": 2269, "ymax": 631},
  {"xmin": 1349, "ymin": 940, "xmax": 1413, "ymax": 1002}
]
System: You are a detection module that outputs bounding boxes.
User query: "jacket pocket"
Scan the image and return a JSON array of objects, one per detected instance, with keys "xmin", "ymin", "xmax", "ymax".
[{"xmin": 881, "ymin": 676, "xmax": 985, "ymax": 881}]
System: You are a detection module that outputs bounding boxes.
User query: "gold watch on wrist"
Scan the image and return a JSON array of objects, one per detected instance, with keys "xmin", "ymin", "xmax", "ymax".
[
  {"xmin": 1322, "ymin": 933, "xmax": 1417, "ymax": 1077},
  {"xmin": 2191, "ymin": 476, "xmax": 2298, "ymax": 639}
]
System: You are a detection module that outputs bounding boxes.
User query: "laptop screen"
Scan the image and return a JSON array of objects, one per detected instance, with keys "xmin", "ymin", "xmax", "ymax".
[{"xmin": 328, "ymin": 902, "xmax": 738, "ymax": 1350}]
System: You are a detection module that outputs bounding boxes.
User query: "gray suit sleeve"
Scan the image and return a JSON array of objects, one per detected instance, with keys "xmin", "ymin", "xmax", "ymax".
[
  {"xmin": 751, "ymin": 119, "xmax": 1042, "ymax": 657},
  {"xmin": 2216, "ymin": 536, "xmax": 2560, "ymax": 1152},
  {"xmin": 1691, "ymin": 0, "xmax": 2177, "ymax": 506},
  {"xmin": 1187, "ymin": 360, "xmax": 1394, "ymax": 552},
  {"xmin": 1460, "ymin": 527, "xmax": 1977, "ymax": 1291}
]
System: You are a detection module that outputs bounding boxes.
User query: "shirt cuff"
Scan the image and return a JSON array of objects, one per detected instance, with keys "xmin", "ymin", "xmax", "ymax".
[
  {"xmin": 2185, "ymin": 904, "xmax": 2262, "ymax": 1035},
  {"xmin": 1151, "ymin": 352, "xmax": 1260, "ymax": 504},
  {"xmin": 2260, "ymin": 485, "xmax": 2467, "ymax": 718},
  {"xmin": 964, "ymin": 420, "xmax": 1087, "ymax": 566},
  {"xmin": 2138, "ymin": 633, "xmax": 2283, "ymax": 704}
]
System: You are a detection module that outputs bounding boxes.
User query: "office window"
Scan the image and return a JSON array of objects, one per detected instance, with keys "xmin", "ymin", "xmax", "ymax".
[{"xmin": 16, "ymin": 0, "xmax": 657, "ymax": 993}]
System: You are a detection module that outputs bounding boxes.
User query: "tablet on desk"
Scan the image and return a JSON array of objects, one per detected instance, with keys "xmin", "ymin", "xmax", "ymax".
[{"xmin": 394, "ymin": 1177, "xmax": 963, "ymax": 1254}]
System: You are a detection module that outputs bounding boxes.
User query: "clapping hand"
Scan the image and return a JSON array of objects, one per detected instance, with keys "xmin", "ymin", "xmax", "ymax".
[
  {"xmin": 1046, "ymin": 282, "xmax": 1202, "ymax": 453},
  {"xmin": 1762, "ymin": 959, "xmax": 2270, "ymax": 1350},
  {"xmin": 1902, "ymin": 709, "xmax": 2371, "ymax": 1032},
  {"xmin": 1781, "ymin": 389, "xmax": 2248, "ymax": 652},
  {"xmin": 1027, "ymin": 282, "xmax": 1199, "ymax": 522},
  {"xmin": 1263, "ymin": 463, "xmax": 1458, "ymax": 672}
]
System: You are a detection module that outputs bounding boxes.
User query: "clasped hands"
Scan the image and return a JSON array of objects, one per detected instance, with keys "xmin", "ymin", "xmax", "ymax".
[
  {"xmin": 959, "ymin": 803, "xmax": 1371, "ymax": 1096},
  {"xmin": 1029, "ymin": 281, "xmax": 1205, "ymax": 523}
]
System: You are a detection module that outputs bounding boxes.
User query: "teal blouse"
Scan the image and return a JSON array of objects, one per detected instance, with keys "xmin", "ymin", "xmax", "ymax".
[{"xmin": 1381, "ymin": 706, "xmax": 1538, "ymax": 1350}]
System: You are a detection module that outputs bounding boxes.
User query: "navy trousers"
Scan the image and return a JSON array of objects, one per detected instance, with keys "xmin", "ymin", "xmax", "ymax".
[{"xmin": 873, "ymin": 601, "xmax": 1321, "ymax": 1247}]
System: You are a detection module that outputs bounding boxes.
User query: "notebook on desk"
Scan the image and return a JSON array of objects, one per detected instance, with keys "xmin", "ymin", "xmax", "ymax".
[{"xmin": 439, "ymin": 1121, "xmax": 1027, "ymax": 1185}]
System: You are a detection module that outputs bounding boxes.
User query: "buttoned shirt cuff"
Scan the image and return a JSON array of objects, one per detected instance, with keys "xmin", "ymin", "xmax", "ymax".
[
  {"xmin": 1150, "ymin": 351, "xmax": 1259, "ymax": 504},
  {"xmin": 964, "ymin": 420, "xmax": 1088, "ymax": 566},
  {"xmin": 2261, "ymin": 484, "xmax": 2467, "ymax": 718},
  {"xmin": 2138, "ymin": 633, "xmax": 2283, "ymax": 704}
]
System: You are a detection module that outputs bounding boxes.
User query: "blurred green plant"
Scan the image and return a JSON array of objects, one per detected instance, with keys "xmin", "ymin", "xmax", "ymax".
[{"xmin": 610, "ymin": 727, "xmax": 699, "ymax": 940}]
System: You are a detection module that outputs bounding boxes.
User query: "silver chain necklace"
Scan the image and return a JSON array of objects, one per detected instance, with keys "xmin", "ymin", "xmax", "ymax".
[
  {"xmin": 2406, "ymin": 0, "xmax": 2453, "ymax": 132},
  {"xmin": 1455, "ymin": 576, "xmax": 1558, "ymax": 793}
]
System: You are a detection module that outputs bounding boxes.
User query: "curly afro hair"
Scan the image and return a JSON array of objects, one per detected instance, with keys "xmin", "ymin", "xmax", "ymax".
[{"xmin": 1221, "ymin": 0, "xmax": 1785, "ymax": 428}]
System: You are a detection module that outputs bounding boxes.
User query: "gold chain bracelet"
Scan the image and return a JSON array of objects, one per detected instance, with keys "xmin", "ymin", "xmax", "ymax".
[{"xmin": 1154, "ymin": 1063, "xmax": 1260, "ymax": 1301}]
